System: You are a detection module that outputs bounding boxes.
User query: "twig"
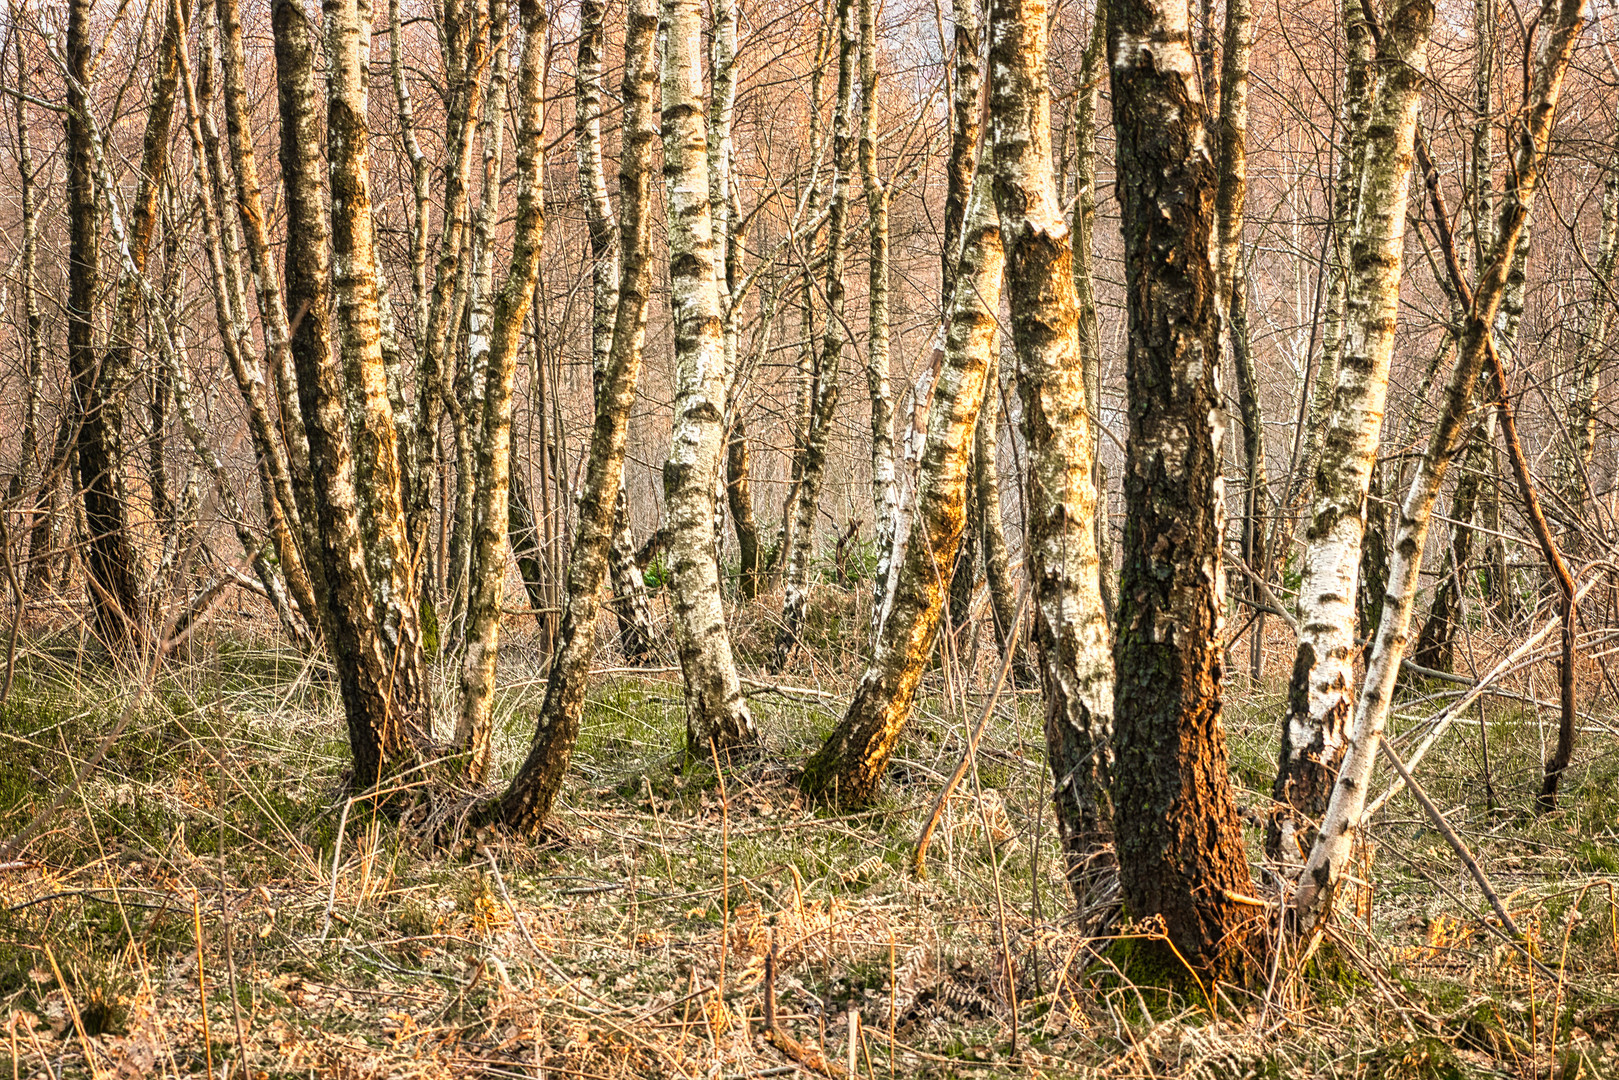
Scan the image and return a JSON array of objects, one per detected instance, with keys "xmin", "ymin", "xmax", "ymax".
[
  {"xmin": 912, "ymin": 581, "xmax": 1028, "ymax": 877},
  {"xmin": 1378, "ymin": 740, "xmax": 1558, "ymax": 980},
  {"xmin": 1366, "ymin": 575, "xmax": 1599, "ymax": 817},
  {"xmin": 319, "ymin": 796, "xmax": 355, "ymax": 943}
]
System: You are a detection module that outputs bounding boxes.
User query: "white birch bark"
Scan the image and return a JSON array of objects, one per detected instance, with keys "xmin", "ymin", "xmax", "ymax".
[
  {"xmin": 861, "ymin": 0, "xmax": 897, "ymax": 624},
  {"xmin": 457, "ymin": 0, "xmax": 548, "ymax": 782},
  {"xmin": 662, "ymin": 0, "xmax": 757, "ymax": 753},
  {"xmin": 1268, "ymin": 0, "xmax": 1431, "ymax": 866},
  {"xmin": 1295, "ymin": 0, "xmax": 1588, "ymax": 928}
]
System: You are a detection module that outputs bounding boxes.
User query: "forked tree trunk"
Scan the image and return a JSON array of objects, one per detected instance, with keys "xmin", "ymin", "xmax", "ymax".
[
  {"xmin": 662, "ymin": 0, "xmax": 757, "ymax": 754},
  {"xmin": 1294, "ymin": 0, "xmax": 1586, "ymax": 929},
  {"xmin": 989, "ymin": 0, "xmax": 1116, "ymax": 901},
  {"xmin": 455, "ymin": 0, "xmax": 549, "ymax": 783},
  {"xmin": 497, "ymin": 0, "xmax": 657, "ymax": 830},
  {"xmin": 776, "ymin": 0, "xmax": 855, "ymax": 666},
  {"xmin": 274, "ymin": 0, "xmax": 421, "ymax": 788},
  {"xmin": 801, "ymin": 170, "xmax": 1002, "ymax": 806},
  {"xmin": 1265, "ymin": 0, "xmax": 1430, "ymax": 866},
  {"xmin": 67, "ymin": 0, "xmax": 143, "ymax": 648},
  {"xmin": 1106, "ymin": 0, "xmax": 1261, "ymax": 973}
]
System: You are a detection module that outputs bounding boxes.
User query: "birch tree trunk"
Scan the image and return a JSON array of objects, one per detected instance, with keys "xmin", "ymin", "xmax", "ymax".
[
  {"xmin": 67, "ymin": 0, "xmax": 143, "ymax": 647},
  {"xmin": 10, "ymin": 25, "xmax": 45, "ymax": 595},
  {"xmin": 1284, "ymin": 0, "xmax": 1374, "ymax": 514},
  {"xmin": 1266, "ymin": 0, "xmax": 1430, "ymax": 866},
  {"xmin": 662, "ymin": 0, "xmax": 757, "ymax": 754},
  {"xmin": 801, "ymin": 171, "xmax": 1001, "ymax": 805},
  {"xmin": 215, "ymin": 0, "xmax": 321, "ymax": 599},
  {"xmin": 1106, "ymin": 0, "xmax": 1260, "ymax": 971},
  {"xmin": 497, "ymin": 0, "xmax": 657, "ymax": 829},
  {"xmin": 1071, "ymin": 5, "xmax": 1114, "ymax": 622},
  {"xmin": 274, "ymin": 0, "xmax": 422, "ymax": 787},
  {"xmin": 989, "ymin": 0, "xmax": 1116, "ymax": 901},
  {"xmin": 456, "ymin": 0, "xmax": 548, "ymax": 783},
  {"xmin": 777, "ymin": 0, "xmax": 856, "ymax": 666},
  {"xmin": 575, "ymin": 0, "xmax": 658, "ymax": 657},
  {"xmin": 1213, "ymin": 0, "xmax": 1267, "ymax": 680},
  {"xmin": 861, "ymin": 0, "xmax": 898, "ymax": 615},
  {"xmin": 1294, "ymin": 0, "xmax": 1587, "ymax": 929}
]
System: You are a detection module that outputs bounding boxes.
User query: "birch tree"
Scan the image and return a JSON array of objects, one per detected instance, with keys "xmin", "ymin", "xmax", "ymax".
[
  {"xmin": 801, "ymin": 171, "xmax": 1002, "ymax": 805},
  {"xmin": 662, "ymin": 0, "xmax": 757, "ymax": 754},
  {"xmin": 1266, "ymin": 0, "xmax": 1431, "ymax": 866},
  {"xmin": 1106, "ymin": 0, "xmax": 1261, "ymax": 970},
  {"xmin": 455, "ymin": 0, "xmax": 549, "ymax": 783},
  {"xmin": 861, "ymin": 0, "xmax": 897, "ymax": 614},
  {"xmin": 776, "ymin": 0, "xmax": 856, "ymax": 665},
  {"xmin": 987, "ymin": 0, "xmax": 1117, "ymax": 898},
  {"xmin": 575, "ymin": 0, "xmax": 658, "ymax": 658},
  {"xmin": 1294, "ymin": 0, "xmax": 1588, "ymax": 929},
  {"xmin": 273, "ymin": 0, "xmax": 425, "ymax": 787},
  {"xmin": 495, "ymin": 0, "xmax": 657, "ymax": 830},
  {"xmin": 67, "ymin": 0, "xmax": 143, "ymax": 647}
]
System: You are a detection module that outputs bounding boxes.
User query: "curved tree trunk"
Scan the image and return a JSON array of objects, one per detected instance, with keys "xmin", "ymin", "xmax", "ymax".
[
  {"xmin": 801, "ymin": 171, "xmax": 1002, "ymax": 806},
  {"xmin": 1106, "ymin": 0, "xmax": 1261, "ymax": 973},
  {"xmin": 1265, "ymin": 0, "xmax": 1430, "ymax": 867},
  {"xmin": 991, "ymin": 0, "xmax": 1116, "ymax": 904},
  {"xmin": 662, "ymin": 0, "xmax": 757, "ymax": 754}
]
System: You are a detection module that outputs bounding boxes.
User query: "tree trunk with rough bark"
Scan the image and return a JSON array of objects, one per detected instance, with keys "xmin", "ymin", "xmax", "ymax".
[
  {"xmin": 991, "ymin": 0, "xmax": 1117, "ymax": 904},
  {"xmin": 1266, "ymin": 0, "xmax": 1430, "ymax": 867},
  {"xmin": 801, "ymin": 170, "xmax": 1001, "ymax": 806},
  {"xmin": 274, "ymin": 0, "xmax": 425, "ymax": 788},
  {"xmin": 454, "ymin": 0, "xmax": 548, "ymax": 784},
  {"xmin": 662, "ymin": 0, "xmax": 758, "ymax": 755},
  {"xmin": 1107, "ymin": 0, "xmax": 1261, "ymax": 973},
  {"xmin": 68, "ymin": 0, "xmax": 143, "ymax": 648}
]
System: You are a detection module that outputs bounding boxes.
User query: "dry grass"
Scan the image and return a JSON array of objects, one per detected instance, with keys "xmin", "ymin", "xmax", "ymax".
[{"xmin": 0, "ymin": 595, "xmax": 1616, "ymax": 1079}]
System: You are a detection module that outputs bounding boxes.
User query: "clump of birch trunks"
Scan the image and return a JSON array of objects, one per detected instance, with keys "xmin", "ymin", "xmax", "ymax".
[{"xmin": 0, "ymin": 622, "xmax": 1616, "ymax": 1079}]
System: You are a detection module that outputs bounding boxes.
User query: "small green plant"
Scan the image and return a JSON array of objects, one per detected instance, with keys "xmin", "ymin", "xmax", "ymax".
[{"xmin": 643, "ymin": 553, "xmax": 670, "ymax": 591}]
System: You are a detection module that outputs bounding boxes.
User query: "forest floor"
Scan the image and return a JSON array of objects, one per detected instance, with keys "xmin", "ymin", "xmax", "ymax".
[{"xmin": 1, "ymin": 600, "xmax": 1618, "ymax": 1079}]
